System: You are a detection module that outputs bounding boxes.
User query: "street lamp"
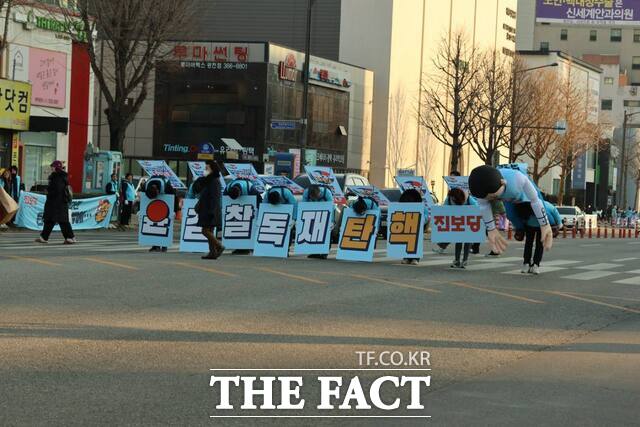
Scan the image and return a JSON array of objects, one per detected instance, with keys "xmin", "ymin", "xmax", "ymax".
[
  {"xmin": 618, "ymin": 110, "xmax": 640, "ymax": 208},
  {"xmin": 508, "ymin": 62, "xmax": 559, "ymax": 162},
  {"xmin": 300, "ymin": 0, "xmax": 316, "ymax": 165}
]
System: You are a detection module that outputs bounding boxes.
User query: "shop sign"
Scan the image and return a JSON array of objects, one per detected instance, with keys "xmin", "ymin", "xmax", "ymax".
[
  {"xmin": 15, "ymin": 10, "xmax": 88, "ymax": 42},
  {"xmin": 278, "ymin": 53, "xmax": 298, "ymax": 82},
  {"xmin": 171, "ymin": 42, "xmax": 265, "ymax": 63},
  {"xmin": 179, "ymin": 61, "xmax": 248, "ymax": 71},
  {"xmin": 11, "ymin": 133, "xmax": 19, "ymax": 166},
  {"xmin": 0, "ymin": 78, "xmax": 31, "ymax": 131}
]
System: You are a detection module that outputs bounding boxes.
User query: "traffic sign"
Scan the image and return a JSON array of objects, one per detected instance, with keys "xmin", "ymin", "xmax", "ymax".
[
  {"xmin": 270, "ymin": 120, "xmax": 298, "ymax": 130},
  {"xmin": 555, "ymin": 119, "xmax": 568, "ymax": 135}
]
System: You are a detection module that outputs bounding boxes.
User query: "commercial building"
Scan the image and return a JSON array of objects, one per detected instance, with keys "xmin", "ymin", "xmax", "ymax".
[
  {"xmin": 94, "ymin": 41, "xmax": 373, "ymax": 180},
  {"xmin": 0, "ymin": 1, "xmax": 95, "ymax": 191},
  {"xmin": 516, "ymin": 0, "xmax": 640, "ymax": 208}
]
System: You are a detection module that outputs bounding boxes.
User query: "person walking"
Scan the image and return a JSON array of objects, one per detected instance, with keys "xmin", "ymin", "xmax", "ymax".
[
  {"xmin": 196, "ymin": 161, "xmax": 225, "ymax": 260},
  {"xmin": 36, "ymin": 160, "xmax": 76, "ymax": 244},
  {"xmin": 119, "ymin": 173, "xmax": 136, "ymax": 230}
]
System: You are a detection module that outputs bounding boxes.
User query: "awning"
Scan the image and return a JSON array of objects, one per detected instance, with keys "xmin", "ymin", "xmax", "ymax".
[
  {"xmin": 29, "ymin": 116, "xmax": 69, "ymax": 134},
  {"xmin": 221, "ymin": 138, "xmax": 244, "ymax": 150}
]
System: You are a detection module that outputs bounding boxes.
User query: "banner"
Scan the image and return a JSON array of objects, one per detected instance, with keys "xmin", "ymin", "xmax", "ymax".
[
  {"xmin": 15, "ymin": 192, "xmax": 116, "ymax": 231},
  {"xmin": 536, "ymin": 0, "xmax": 640, "ymax": 25},
  {"xmin": 260, "ymin": 175, "xmax": 305, "ymax": 195},
  {"xmin": 572, "ymin": 153, "xmax": 587, "ymax": 190},
  {"xmin": 336, "ymin": 207, "xmax": 380, "ymax": 262},
  {"xmin": 386, "ymin": 203, "xmax": 425, "ymax": 259},
  {"xmin": 188, "ymin": 161, "xmax": 206, "ymax": 178},
  {"xmin": 138, "ymin": 194, "xmax": 175, "ymax": 247},
  {"xmin": 222, "ymin": 195, "xmax": 257, "ymax": 250},
  {"xmin": 430, "ymin": 205, "xmax": 486, "ymax": 243},
  {"xmin": 137, "ymin": 160, "xmax": 186, "ymax": 189},
  {"xmin": 224, "ymin": 163, "xmax": 265, "ymax": 193},
  {"xmin": 305, "ymin": 166, "xmax": 347, "ymax": 205},
  {"xmin": 253, "ymin": 203, "xmax": 294, "ymax": 258},
  {"xmin": 179, "ymin": 198, "xmax": 209, "ymax": 253},
  {"xmin": 294, "ymin": 201, "xmax": 333, "ymax": 255},
  {"xmin": 349, "ymin": 185, "xmax": 390, "ymax": 207},
  {"xmin": 394, "ymin": 176, "xmax": 435, "ymax": 210},
  {"xmin": 443, "ymin": 176, "xmax": 469, "ymax": 191}
]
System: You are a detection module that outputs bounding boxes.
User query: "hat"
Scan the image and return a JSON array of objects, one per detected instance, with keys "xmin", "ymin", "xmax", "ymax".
[{"xmin": 50, "ymin": 160, "xmax": 64, "ymax": 171}]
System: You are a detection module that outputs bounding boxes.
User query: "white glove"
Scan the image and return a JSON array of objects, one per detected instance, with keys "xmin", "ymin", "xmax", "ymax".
[
  {"xmin": 540, "ymin": 224, "xmax": 553, "ymax": 250},
  {"xmin": 487, "ymin": 229, "xmax": 508, "ymax": 254}
]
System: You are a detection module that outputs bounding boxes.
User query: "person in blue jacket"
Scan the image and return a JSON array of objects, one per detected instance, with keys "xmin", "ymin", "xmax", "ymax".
[
  {"xmin": 444, "ymin": 187, "xmax": 478, "ymax": 269},
  {"xmin": 223, "ymin": 178, "xmax": 262, "ymax": 255},
  {"xmin": 507, "ymin": 200, "xmax": 561, "ymax": 275},
  {"xmin": 119, "ymin": 173, "xmax": 137, "ymax": 230},
  {"xmin": 469, "ymin": 165, "xmax": 552, "ymax": 254},
  {"xmin": 265, "ymin": 186, "xmax": 298, "ymax": 218},
  {"xmin": 302, "ymin": 184, "xmax": 334, "ymax": 259}
]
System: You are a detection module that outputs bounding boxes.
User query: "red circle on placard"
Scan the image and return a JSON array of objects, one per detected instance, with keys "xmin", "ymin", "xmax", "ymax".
[{"xmin": 147, "ymin": 200, "xmax": 169, "ymax": 222}]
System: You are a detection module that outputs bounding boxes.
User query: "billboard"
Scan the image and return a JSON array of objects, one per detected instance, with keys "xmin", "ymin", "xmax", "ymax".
[{"xmin": 536, "ymin": 0, "xmax": 640, "ymax": 25}]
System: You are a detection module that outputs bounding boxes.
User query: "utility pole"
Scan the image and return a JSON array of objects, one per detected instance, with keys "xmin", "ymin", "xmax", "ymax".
[
  {"xmin": 299, "ymin": 0, "xmax": 315, "ymax": 164},
  {"xmin": 619, "ymin": 112, "xmax": 628, "ymax": 208}
]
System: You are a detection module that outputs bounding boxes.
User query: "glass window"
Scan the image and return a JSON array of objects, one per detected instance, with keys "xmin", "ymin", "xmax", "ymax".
[
  {"xmin": 540, "ymin": 41, "xmax": 549, "ymax": 51},
  {"xmin": 635, "ymin": 29, "xmax": 640, "ymax": 42},
  {"xmin": 590, "ymin": 30, "xmax": 597, "ymax": 41},
  {"xmin": 560, "ymin": 29, "xmax": 568, "ymax": 40},
  {"xmin": 611, "ymin": 28, "xmax": 622, "ymax": 42},
  {"xmin": 601, "ymin": 99, "xmax": 613, "ymax": 110},
  {"xmin": 604, "ymin": 77, "xmax": 614, "ymax": 85},
  {"xmin": 624, "ymin": 100, "xmax": 640, "ymax": 107},
  {"xmin": 633, "ymin": 56, "xmax": 640, "ymax": 70}
]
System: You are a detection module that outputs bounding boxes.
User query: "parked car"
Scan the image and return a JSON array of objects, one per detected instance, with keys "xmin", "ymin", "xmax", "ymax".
[{"xmin": 557, "ymin": 206, "xmax": 586, "ymax": 230}]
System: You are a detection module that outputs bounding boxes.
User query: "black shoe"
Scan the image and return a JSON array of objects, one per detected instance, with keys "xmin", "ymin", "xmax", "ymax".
[
  {"xmin": 232, "ymin": 249, "xmax": 250, "ymax": 255},
  {"xmin": 161, "ymin": 247, "xmax": 167, "ymax": 253},
  {"xmin": 201, "ymin": 252, "xmax": 219, "ymax": 260},
  {"xmin": 149, "ymin": 246, "xmax": 159, "ymax": 252}
]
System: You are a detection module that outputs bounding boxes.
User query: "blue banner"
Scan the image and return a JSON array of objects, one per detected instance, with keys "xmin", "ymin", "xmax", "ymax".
[
  {"xmin": 253, "ymin": 203, "xmax": 294, "ymax": 258},
  {"xmin": 138, "ymin": 194, "xmax": 175, "ymax": 247},
  {"xmin": 179, "ymin": 198, "xmax": 209, "ymax": 253},
  {"xmin": 572, "ymin": 153, "xmax": 587, "ymax": 190},
  {"xmin": 430, "ymin": 205, "xmax": 486, "ymax": 243},
  {"xmin": 386, "ymin": 203, "xmax": 425, "ymax": 259},
  {"xmin": 294, "ymin": 201, "xmax": 333, "ymax": 255},
  {"xmin": 15, "ymin": 192, "xmax": 116, "ymax": 231},
  {"xmin": 222, "ymin": 195, "xmax": 257, "ymax": 250},
  {"xmin": 336, "ymin": 207, "xmax": 380, "ymax": 262}
]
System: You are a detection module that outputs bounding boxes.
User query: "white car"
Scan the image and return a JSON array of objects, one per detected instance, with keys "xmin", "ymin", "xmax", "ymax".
[{"xmin": 557, "ymin": 206, "xmax": 586, "ymax": 230}]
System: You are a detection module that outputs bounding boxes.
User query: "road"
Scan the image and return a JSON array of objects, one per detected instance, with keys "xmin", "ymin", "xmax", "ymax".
[{"xmin": 1, "ymin": 229, "xmax": 639, "ymax": 426}]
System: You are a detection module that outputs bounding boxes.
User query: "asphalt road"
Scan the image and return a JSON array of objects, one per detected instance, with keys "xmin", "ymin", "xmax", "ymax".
[{"xmin": 1, "ymin": 229, "xmax": 639, "ymax": 426}]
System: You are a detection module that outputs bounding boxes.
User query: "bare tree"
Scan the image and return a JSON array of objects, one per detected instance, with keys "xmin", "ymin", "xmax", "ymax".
[
  {"xmin": 620, "ymin": 135, "xmax": 640, "ymax": 209},
  {"xmin": 420, "ymin": 31, "xmax": 480, "ymax": 172},
  {"xmin": 60, "ymin": 0, "xmax": 193, "ymax": 152},
  {"xmin": 387, "ymin": 87, "xmax": 409, "ymax": 180},
  {"xmin": 417, "ymin": 130, "xmax": 437, "ymax": 183},
  {"xmin": 468, "ymin": 49, "xmax": 511, "ymax": 166}
]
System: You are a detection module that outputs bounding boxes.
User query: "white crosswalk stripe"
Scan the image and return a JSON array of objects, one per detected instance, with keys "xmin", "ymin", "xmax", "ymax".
[
  {"xmin": 576, "ymin": 263, "xmax": 624, "ymax": 270},
  {"xmin": 561, "ymin": 271, "xmax": 620, "ymax": 280},
  {"xmin": 613, "ymin": 277, "xmax": 640, "ymax": 285}
]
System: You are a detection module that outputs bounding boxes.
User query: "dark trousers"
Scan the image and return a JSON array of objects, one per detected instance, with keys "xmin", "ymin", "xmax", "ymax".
[
  {"xmin": 523, "ymin": 226, "xmax": 543, "ymax": 266},
  {"xmin": 202, "ymin": 227, "xmax": 222, "ymax": 254},
  {"xmin": 41, "ymin": 220, "xmax": 75, "ymax": 240},
  {"xmin": 455, "ymin": 243, "xmax": 471, "ymax": 262},
  {"xmin": 120, "ymin": 202, "xmax": 132, "ymax": 225}
]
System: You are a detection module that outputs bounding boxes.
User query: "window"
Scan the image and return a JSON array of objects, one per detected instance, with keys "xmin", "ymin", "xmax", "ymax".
[
  {"xmin": 560, "ymin": 29, "xmax": 568, "ymax": 40},
  {"xmin": 604, "ymin": 77, "xmax": 614, "ymax": 85},
  {"xmin": 601, "ymin": 99, "xmax": 613, "ymax": 110},
  {"xmin": 540, "ymin": 41, "xmax": 550, "ymax": 51},
  {"xmin": 624, "ymin": 100, "xmax": 640, "ymax": 107},
  {"xmin": 633, "ymin": 56, "xmax": 640, "ymax": 70},
  {"xmin": 590, "ymin": 30, "xmax": 597, "ymax": 41},
  {"xmin": 611, "ymin": 28, "xmax": 622, "ymax": 42},
  {"xmin": 635, "ymin": 29, "xmax": 640, "ymax": 42}
]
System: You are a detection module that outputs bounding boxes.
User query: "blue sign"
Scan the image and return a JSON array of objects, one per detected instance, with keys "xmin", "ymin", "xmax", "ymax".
[
  {"xmin": 430, "ymin": 205, "xmax": 486, "ymax": 243},
  {"xmin": 294, "ymin": 201, "xmax": 333, "ymax": 255},
  {"xmin": 15, "ymin": 192, "xmax": 117, "ymax": 231},
  {"xmin": 179, "ymin": 198, "xmax": 209, "ymax": 253},
  {"xmin": 271, "ymin": 120, "xmax": 298, "ymax": 130},
  {"xmin": 386, "ymin": 203, "xmax": 425, "ymax": 259},
  {"xmin": 138, "ymin": 194, "xmax": 175, "ymax": 247},
  {"xmin": 572, "ymin": 153, "xmax": 587, "ymax": 190},
  {"xmin": 253, "ymin": 203, "xmax": 294, "ymax": 258},
  {"xmin": 336, "ymin": 207, "xmax": 380, "ymax": 262},
  {"xmin": 222, "ymin": 195, "xmax": 257, "ymax": 250},
  {"xmin": 498, "ymin": 163, "xmax": 529, "ymax": 175}
]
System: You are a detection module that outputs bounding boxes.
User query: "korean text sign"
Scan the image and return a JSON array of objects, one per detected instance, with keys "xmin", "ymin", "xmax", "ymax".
[
  {"xmin": 179, "ymin": 198, "xmax": 209, "ymax": 253},
  {"xmin": 224, "ymin": 163, "xmax": 265, "ymax": 193},
  {"xmin": 394, "ymin": 176, "xmax": 435, "ymax": 209},
  {"xmin": 29, "ymin": 47, "xmax": 67, "ymax": 108},
  {"xmin": 260, "ymin": 175, "xmax": 305, "ymax": 195},
  {"xmin": 386, "ymin": 203, "xmax": 425, "ymax": 259},
  {"xmin": 536, "ymin": 0, "xmax": 640, "ymax": 25},
  {"xmin": 253, "ymin": 203, "xmax": 294, "ymax": 258},
  {"xmin": 137, "ymin": 160, "xmax": 186, "ymax": 189},
  {"xmin": 336, "ymin": 207, "xmax": 380, "ymax": 262},
  {"xmin": 430, "ymin": 205, "xmax": 486, "ymax": 243},
  {"xmin": 222, "ymin": 195, "xmax": 257, "ymax": 250},
  {"xmin": 294, "ymin": 201, "xmax": 333, "ymax": 255},
  {"xmin": 0, "ymin": 78, "xmax": 31, "ymax": 131},
  {"xmin": 443, "ymin": 176, "xmax": 469, "ymax": 191},
  {"xmin": 138, "ymin": 194, "xmax": 175, "ymax": 247},
  {"xmin": 305, "ymin": 166, "xmax": 347, "ymax": 205},
  {"xmin": 349, "ymin": 185, "xmax": 390, "ymax": 207}
]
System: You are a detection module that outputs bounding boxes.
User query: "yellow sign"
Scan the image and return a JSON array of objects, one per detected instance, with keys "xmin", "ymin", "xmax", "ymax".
[
  {"xmin": 11, "ymin": 133, "xmax": 19, "ymax": 167},
  {"xmin": 0, "ymin": 79, "xmax": 31, "ymax": 131}
]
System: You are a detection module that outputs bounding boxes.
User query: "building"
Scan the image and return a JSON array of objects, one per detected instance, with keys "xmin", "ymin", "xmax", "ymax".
[
  {"xmin": 0, "ymin": 1, "xmax": 95, "ymax": 191},
  {"xmin": 516, "ymin": 0, "xmax": 640, "ymax": 208},
  {"xmin": 94, "ymin": 41, "xmax": 373, "ymax": 180}
]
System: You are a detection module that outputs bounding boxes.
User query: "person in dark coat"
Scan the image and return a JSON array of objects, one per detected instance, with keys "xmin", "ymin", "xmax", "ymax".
[
  {"xmin": 196, "ymin": 161, "xmax": 224, "ymax": 260},
  {"xmin": 36, "ymin": 160, "xmax": 76, "ymax": 244}
]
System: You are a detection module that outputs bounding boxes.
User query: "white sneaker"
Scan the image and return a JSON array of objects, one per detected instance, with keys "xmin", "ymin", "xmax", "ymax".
[
  {"xmin": 64, "ymin": 238, "xmax": 77, "ymax": 245},
  {"xmin": 529, "ymin": 265, "xmax": 540, "ymax": 275},
  {"xmin": 521, "ymin": 263, "xmax": 529, "ymax": 273},
  {"xmin": 432, "ymin": 246, "xmax": 445, "ymax": 254},
  {"xmin": 35, "ymin": 237, "xmax": 48, "ymax": 244}
]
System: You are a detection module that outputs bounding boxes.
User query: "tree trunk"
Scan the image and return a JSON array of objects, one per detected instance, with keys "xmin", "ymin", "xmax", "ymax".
[
  {"xmin": 557, "ymin": 169, "xmax": 567, "ymax": 206},
  {"xmin": 108, "ymin": 120, "xmax": 127, "ymax": 153},
  {"xmin": 635, "ymin": 178, "xmax": 640, "ymax": 210},
  {"xmin": 449, "ymin": 144, "xmax": 460, "ymax": 173}
]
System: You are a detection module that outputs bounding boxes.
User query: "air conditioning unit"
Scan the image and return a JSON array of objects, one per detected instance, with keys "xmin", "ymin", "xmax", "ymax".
[{"xmin": 630, "ymin": 86, "xmax": 638, "ymax": 96}]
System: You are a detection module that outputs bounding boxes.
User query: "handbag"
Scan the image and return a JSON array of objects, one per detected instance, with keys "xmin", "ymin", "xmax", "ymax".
[{"xmin": 0, "ymin": 186, "xmax": 18, "ymax": 224}]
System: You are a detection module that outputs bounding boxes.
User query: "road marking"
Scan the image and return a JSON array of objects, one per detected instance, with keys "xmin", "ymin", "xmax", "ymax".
[
  {"xmin": 5, "ymin": 255, "xmax": 61, "ymax": 267},
  {"xmin": 447, "ymin": 281, "xmax": 545, "ymax": 304},
  {"xmin": 627, "ymin": 242, "xmax": 640, "ymax": 245},
  {"xmin": 549, "ymin": 292, "xmax": 640, "ymax": 314},
  {"xmin": 255, "ymin": 267, "xmax": 327, "ymax": 285},
  {"xmin": 413, "ymin": 259, "xmax": 455, "ymax": 267},
  {"xmin": 543, "ymin": 259, "xmax": 583, "ymax": 266},
  {"xmin": 170, "ymin": 262, "xmax": 238, "ymax": 278},
  {"xmin": 579, "ymin": 243, "xmax": 601, "ymax": 247},
  {"xmin": 503, "ymin": 266, "xmax": 567, "ymax": 275},
  {"xmin": 350, "ymin": 274, "xmax": 440, "ymax": 294},
  {"xmin": 624, "ymin": 269, "xmax": 640, "ymax": 274},
  {"xmin": 613, "ymin": 257, "xmax": 639, "ymax": 262},
  {"xmin": 483, "ymin": 285, "xmax": 640, "ymax": 303},
  {"xmin": 575, "ymin": 263, "xmax": 623, "ymax": 270},
  {"xmin": 613, "ymin": 276, "xmax": 640, "ymax": 286},
  {"xmin": 561, "ymin": 271, "xmax": 619, "ymax": 281},
  {"xmin": 477, "ymin": 256, "xmax": 523, "ymax": 263},
  {"xmin": 82, "ymin": 257, "xmax": 139, "ymax": 270},
  {"xmin": 465, "ymin": 262, "xmax": 514, "ymax": 271}
]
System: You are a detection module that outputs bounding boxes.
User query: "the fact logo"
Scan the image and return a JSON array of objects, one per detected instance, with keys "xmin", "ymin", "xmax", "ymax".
[{"xmin": 209, "ymin": 371, "xmax": 431, "ymax": 417}]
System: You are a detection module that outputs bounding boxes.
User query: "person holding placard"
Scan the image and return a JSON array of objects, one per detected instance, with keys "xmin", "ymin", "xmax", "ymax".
[
  {"xmin": 399, "ymin": 188, "xmax": 425, "ymax": 265},
  {"xmin": 224, "ymin": 178, "xmax": 262, "ymax": 255},
  {"xmin": 302, "ymin": 184, "xmax": 334, "ymax": 259},
  {"xmin": 145, "ymin": 175, "xmax": 176, "ymax": 253},
  {"xmin": 444, "ymin": 188, "xmax": 478, "ymax": 269}
]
